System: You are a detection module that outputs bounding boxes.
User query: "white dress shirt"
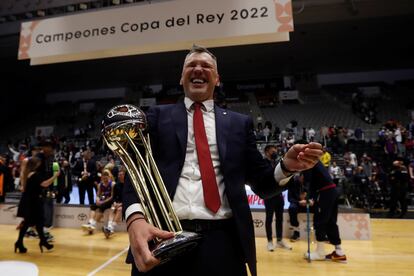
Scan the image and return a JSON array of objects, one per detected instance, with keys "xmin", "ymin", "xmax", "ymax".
[{"xmin": 125, "ymin": 97, "xmax": 292, "ymax": 220}]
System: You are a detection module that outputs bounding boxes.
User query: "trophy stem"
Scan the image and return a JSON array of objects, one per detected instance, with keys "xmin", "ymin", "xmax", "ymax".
[
  {"xmin": 114, "ymin": 139, "xmax": 162, "ymax": 229},
  {"xmin": 125, "ymin": 133, "xmax": 177, "ymax": 232},
  {"xmin": 138, "ymin": 130, "xmax": 183, "ymax": 232}
]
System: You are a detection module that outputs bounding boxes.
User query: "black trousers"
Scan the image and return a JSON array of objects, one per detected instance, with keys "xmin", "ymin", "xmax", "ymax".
[
  {"xmin": 43, "ymin": 197, "xmax": 54, "ymax": 228},
  {"xmin": 313, "ymin": 188, "xmax": 341, "ymax": 245},
  {"xmin": 288, "ymin": 203, "xmax": 308, "ymax": 228},
  {"xmin": 131, "ymin": 219, "xmax": 247, "ymax": 276},
  {"xmin": 56, "ymin": 188, "xmax": 71, "ymax": 204},
  {"xmin": 389, "ymin": 188, "xmax": 408, "ymax": 217},
  {"xmin": 264, "ymin": 195, "xmax": 284, "ymax": 241},
  {"xmin": 78, "ymin": 179, "xmax": 94, "ymax": 205}
]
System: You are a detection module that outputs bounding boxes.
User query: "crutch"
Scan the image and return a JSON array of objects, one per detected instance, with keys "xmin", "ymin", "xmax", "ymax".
[{"xmin": 306, "ymin": 196, "xmax": 311, "ymax": 263}]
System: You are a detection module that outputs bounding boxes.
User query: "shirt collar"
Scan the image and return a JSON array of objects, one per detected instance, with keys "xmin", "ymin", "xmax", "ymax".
[{"xmin": 184, "ymin": 97, "xmax": 215, "ymax": 112}]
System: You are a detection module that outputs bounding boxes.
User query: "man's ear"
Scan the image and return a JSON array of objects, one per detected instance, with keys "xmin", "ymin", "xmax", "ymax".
[
  {"xmin": 216, "ymin": 74, "xmax": 221, "ymax": 87},
  {"xmin": 179, "ymin": 77, "xmax": 183, "ymax": 86}
]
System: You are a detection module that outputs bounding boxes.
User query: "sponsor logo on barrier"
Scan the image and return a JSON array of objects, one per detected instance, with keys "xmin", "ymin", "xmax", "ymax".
[
  {"xmin": 56, "ymin": 214, "xmax": 75, "ymax": 220},
  {"xmin": 78, "ymin": 213, "xmax": 88, "ymax": 221},
  {"xmin": 253, "ymin": 219, "xmax": 264, "ymax": 228},
  {"xmin": 247, "ymin": 194, "xmax": 264, "ymax": 206}
]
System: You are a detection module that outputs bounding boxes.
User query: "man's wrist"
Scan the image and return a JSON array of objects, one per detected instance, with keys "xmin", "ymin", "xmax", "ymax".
[
  {"xmin": 280, "ymin": 158, "xmax": 297, "ymax": 175},
  {"xmin": 126, "ymin": 213, "xmax": 146, "ymax": 231},
  {"xmin": 126, "ymin": 212, "xmax": 145, "ymax": 224}
]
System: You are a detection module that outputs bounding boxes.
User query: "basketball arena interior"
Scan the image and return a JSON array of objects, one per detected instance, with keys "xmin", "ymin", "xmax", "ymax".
[{"xmin": 1, "ymin": 0, "xmax": 414, "ymax": 275}]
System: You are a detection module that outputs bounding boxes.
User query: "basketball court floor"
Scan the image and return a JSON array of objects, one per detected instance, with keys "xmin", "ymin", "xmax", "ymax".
[{"xmin": 0, "ymin": 218, "xmax": 413, "ymax": 276}]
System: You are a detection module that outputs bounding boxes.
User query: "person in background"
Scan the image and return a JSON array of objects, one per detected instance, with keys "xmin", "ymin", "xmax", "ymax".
[
  {"xmin": 15, "ymin": 157, "xmax": 58, "ymax": 253},
  {"xmin": 36, "ymin": 140, "xmax": 57, "ymax": 241},
  {"xmin": 320, "ymin": 147, "xmax": 331, "ymax": 168},
  {"xmin": 329, "ymin": 161, "xmax": 342, "ymax": 185},
  {"xmin": 262, "ymin": 145, "xmax": 292, "ymax": 251},
  {"xmin": 56, "ymin": 159, "xmax": 73, "ymax": 204},
  {"xmin": 103, "ymin": 169, "xmax": 125, "ymax": 237},
  {"xmin": 74, "ymin": 149, "xmax": 97, "ymax": 205},
  {"xmin": 82, "ymin": 169, "xmax": 115, "ymax": 233},
  {"xmin": 388, "ymin": 160, "xmax": 409, "ymax": 218},
  {"xmin": 287, "ymin": 173, "xmax": 313, "ymax": 242},
  {"xmin": 302, "ymin": 162, "xmax": 346, "ymax": 263}
]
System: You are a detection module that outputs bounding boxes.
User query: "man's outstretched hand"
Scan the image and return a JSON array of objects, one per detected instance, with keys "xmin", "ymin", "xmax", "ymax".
[{"xmin": 283, "ymin": 142, "xmax": 323, "ymax": 172}]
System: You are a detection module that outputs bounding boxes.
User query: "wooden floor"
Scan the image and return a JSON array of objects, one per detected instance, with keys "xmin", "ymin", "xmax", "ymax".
[{"xmin": 1, "ymin": 219, "xmax": 413, "ymax": 276}]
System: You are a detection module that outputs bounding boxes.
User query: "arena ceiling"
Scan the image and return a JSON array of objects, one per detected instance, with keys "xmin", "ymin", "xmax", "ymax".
[{"xmin": 0, "ymin": 0, "xmax": 413, "ymax": 93}]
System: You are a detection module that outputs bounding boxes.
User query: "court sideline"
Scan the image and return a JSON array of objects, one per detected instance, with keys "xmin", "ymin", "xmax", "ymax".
[{"xmin": 0, "ymin": 219, "xmax": 413, "ymax": 275}]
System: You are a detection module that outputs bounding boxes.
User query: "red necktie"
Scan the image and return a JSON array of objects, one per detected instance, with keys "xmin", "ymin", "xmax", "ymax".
[{"xmin": 193, "ymin": 102, "xmax": 221, "ymax": 213}]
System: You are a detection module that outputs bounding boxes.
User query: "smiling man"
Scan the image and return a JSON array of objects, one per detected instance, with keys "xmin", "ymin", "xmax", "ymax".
[{"xmin": 123, "ymin": 45, "xmax": 323, "ymax": 276}]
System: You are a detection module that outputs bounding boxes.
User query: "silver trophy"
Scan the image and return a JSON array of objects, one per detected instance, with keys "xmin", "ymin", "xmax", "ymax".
[{"xmin": 102, "ymin": 104, "xmax": 201, "ymax": 264}]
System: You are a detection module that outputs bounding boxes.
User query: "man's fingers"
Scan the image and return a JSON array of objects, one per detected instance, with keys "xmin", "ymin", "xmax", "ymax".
[
  {"xmin": 134, "ymin": 252, "xmax": 159, "ymax": 273},
  {"xmin": 132, "ymin": 233, "xmax": 160, "ymax": 272},
  {"xmin": 302, "ymin": 148, "xmax": 323, "ymax": 158},
  {"xmin": 297, "ymin": 156, "xmax": 317, "ymax": 167},
  {"xmin": 307, "ymin": 142, "xmax": 323, "ymax": 149},
  {"xmin": 298, "ymin": 151, "xmax": 320, "ymax": 163},
  {"xmin": 152, "ymin": 228, "xmax": 175, "ymax": 240}
]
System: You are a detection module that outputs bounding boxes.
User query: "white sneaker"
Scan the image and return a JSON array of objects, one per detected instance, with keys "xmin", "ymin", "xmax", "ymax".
[
  {"xmin": 82, "ymin": 223, "xmax": 96, "ymax": 233},
  {"xmin": 304, "ymin": 251, "xmax": 326, "ymax": 261},
  {"xmin": 276, "ymin": 240, "xmax": 292, "ymax": 250},
  {"xmin": 267, "ymin": 241, "xmax": 275, "ymax": 252},
  {"xmin": 102, "ymin": 226, "xmax": 114, "ymax": 238}
]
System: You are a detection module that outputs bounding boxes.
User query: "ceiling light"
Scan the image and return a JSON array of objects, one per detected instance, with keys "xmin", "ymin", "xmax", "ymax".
[
  {"xmin": 37, "ymin": 10, "xmax": 46, "ymax": 17},
  {"xmin": 79, "ymin": 3, "xmax": 88, "ymax": 10}
]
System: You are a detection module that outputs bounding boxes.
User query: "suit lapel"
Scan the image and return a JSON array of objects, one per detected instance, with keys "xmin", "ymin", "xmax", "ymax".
[
  {"xmin": 171, "ymin": 102, "xmax": 188, "ymax": 157},
  {"xmin": 215, "ymin": 105, "xmax": 229, "ymax": 163}
]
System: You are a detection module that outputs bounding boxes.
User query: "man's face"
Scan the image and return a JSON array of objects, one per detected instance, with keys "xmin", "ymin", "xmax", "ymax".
[
  {"xmin": 42, "ymin": 146, "xmax": 54, "ymax": 157},
  {"xmin": 180, "ymin": 52, "xmax": 220, "ymax": 102},
  {"xmin": 118, "ymin": 171, "xmax": 125, "ymax": 183},
  {"xmin": 265, "ymin": 147, "xmax": 277, "ymax": 160}
]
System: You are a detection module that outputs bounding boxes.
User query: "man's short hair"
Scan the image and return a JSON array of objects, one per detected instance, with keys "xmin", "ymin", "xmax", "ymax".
[
  {"xmin": 264, "ymin": 144, "xmax": 277, "ymax": 153},
  {"xmin": 186, "ymin": 44, "xmax": 217, "ymax": 62},
  {"xmin": 38, "ymin": 139, "xmax": 55, "ymax": 149}
]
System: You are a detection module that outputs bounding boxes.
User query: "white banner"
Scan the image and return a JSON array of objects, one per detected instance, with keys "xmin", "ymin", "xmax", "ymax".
[
  {"xmin": 245, "ymin": 185, "xmax": 290, "ymax": 210},
  {"xmin": 0, "ymin": 203, "xmax": 368, "ymax": 240},
  {"xmin": 252, "ymin": 212, "xmax": 371, "ymax": 240},
  {"xmin": 18, "ymin": 0, "xmax": 293, "ymax": 65}
]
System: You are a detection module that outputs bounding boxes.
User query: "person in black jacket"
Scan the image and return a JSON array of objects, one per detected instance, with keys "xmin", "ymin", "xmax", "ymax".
[
  {"xmin": 122, "ymin": 45, "xmax": 323, "ymax": 276},
  {"xmin": 15, "ymin": 156, "xmax": 58, "ymax": 253},
  {"xmin": 388, "ymin": 160, "xmax": 409, "ymax": 218},
  {"xmin": 262, "ymin": 145, "xmax": 292, "ymax": 251},
  {"xmin": 73, "ymin": 150, "xmax": 97, "ymax": 205},
  {"xmin": 56, "ymin": 159, "xmax": 73, "ymax": 204}
]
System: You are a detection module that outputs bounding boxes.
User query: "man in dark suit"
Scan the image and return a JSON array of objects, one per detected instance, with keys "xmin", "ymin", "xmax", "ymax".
[
  {"xmin": 123, "ymin": 45, "xmax": 323, "ymax": 276},
  {"xmin": 73, "ymin": 150, "xmax": 96, "ymax": 205}
]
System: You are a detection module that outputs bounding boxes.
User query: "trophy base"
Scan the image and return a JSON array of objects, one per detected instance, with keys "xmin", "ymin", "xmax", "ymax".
[{"xmin": 152, "ymin": 231, "xmax": 202, "ymax": 265}]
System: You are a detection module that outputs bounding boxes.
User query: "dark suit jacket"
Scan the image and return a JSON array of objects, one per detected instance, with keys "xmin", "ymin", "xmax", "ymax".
[
  {"xmin": 73, "ymin": 158, "xmax": 97, "ymax": 182},
  {"xmin": 123, "ymin": 101, "xmax": 285, "ymax": 276}
]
